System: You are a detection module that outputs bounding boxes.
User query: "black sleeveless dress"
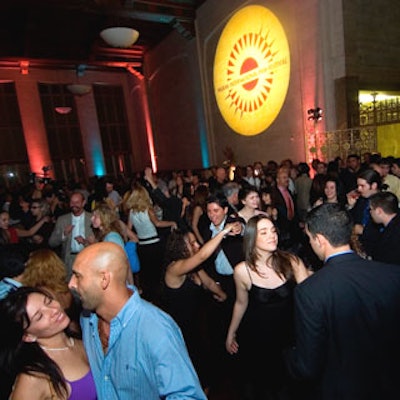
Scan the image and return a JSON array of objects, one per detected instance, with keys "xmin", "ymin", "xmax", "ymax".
[
  {"xmin": 237, "ymin": 271, "xmax": 296, "ymax": 399},
  {"xmin": 161, "ymin": 275, "xmax": 211, "ymax": 387}
]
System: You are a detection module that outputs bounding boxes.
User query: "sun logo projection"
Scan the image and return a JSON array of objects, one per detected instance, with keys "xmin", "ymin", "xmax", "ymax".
[
  {"xmin": 226, "ymin": 31, "xmax": 277, "ymax": 114},
  {"xmin": 214, "ymin": 5, "xmax": 290, "ymax": 136}
]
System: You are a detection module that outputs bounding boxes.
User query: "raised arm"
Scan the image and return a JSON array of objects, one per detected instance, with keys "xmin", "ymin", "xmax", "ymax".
[
  {"xmin": 16, "ymin": 217, "xmax": 50, "ymax": 238},
  {"xmin": 191, "ymin": 205, "xmax": 204, "ymax": 245},
  {"xmin": 167, "ymin": 223, "xmax": 236, "ymax": 280}
]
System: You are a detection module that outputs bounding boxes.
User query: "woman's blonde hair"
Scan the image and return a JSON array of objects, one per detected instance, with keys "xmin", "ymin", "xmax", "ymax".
[
  {"xmin": 22, "ymin": 249, "xmax": 69, "ymax": 294},
  {"xmin": 123, "ymin": 182, "xmax": 152, "ymax": 212},
  {"xmin": 92, "ymin": 201, "xmax": 123, "ymax": 241}
]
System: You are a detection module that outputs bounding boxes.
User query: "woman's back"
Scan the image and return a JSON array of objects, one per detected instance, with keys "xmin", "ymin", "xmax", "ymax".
[
  {"xmin": 129, "ymin": 210, "xmax": 159, "ymax": 244},
  {"xmin": 103, "ymin": 230, "xmax": 125, "ymax": 248}
]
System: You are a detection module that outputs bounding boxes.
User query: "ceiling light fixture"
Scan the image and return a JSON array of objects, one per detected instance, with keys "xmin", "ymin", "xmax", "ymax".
[
  {"xmin": 66, "ymin": 84, "xmax": 92, "ymax": 96},
  {"xmin": 67, "ymin": 64, "xmax": 92, "ymax": 96},
  {"xmin": 100, "ymin": 27, "xmax": 139, "ymax": 48}
]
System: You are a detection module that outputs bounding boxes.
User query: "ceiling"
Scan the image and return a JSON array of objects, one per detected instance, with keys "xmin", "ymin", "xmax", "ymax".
[{"xmin": 0, "ymin": 0, "xmax": 206, "ymax": 75}]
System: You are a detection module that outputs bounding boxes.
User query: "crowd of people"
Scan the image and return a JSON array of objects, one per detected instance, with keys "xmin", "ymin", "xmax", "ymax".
[{"xmin": 1, "ymin": 152, "xmax": 400, "ymax": 399}]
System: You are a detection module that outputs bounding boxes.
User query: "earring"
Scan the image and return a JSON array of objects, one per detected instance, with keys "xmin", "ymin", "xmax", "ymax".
[{"xmin": 23, "ymin": 333, "xmax": 37, "ymax": 343}]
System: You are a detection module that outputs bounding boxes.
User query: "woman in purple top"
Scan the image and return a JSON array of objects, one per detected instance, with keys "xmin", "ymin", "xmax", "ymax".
[{"xmin": 0, "ymin": 286, "xmax": 97, "ymax": 400}]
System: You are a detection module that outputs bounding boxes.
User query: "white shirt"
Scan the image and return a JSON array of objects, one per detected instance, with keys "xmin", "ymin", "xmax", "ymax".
[
  {"xmin": 210, "ymin": 220, "xmax": 233, "ymax": 275},
  {"xmin": 71, "ymin": 213, "xmax": 85, "ymax": 253}
]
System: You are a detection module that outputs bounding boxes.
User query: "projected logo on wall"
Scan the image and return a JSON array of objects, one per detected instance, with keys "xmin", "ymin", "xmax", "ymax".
[{"xmin": 214, "ymin": 5, "xmax": 290, "ymax": 136}]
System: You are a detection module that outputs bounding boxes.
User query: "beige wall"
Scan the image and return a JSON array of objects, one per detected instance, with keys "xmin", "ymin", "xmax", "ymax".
[
  {"xmin": 194, "ymin": 0, "xmax": 346, "ymax": 166},
  {"xmin": 144, "ymin": 32, "xmax": 204, "ymax": 171}
]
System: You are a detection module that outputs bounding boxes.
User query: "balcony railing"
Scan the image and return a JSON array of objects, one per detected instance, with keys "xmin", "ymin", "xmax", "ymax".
[{"xmin": 359, "ymin": 98, "xmax": 400, "ymax": 126}]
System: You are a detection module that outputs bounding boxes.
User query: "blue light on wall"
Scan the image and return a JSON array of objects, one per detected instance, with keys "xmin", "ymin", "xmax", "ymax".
[
  {"xmin": 196, "ymin": 101, "xmax": 210, "ymax": 168},
  {"xmin": 92, "ymin": 144, "xmax": 106, "ymax": 176},
  {"xmin": 200, "ymin": 129, "xmax": 209, "ymax": 168}
]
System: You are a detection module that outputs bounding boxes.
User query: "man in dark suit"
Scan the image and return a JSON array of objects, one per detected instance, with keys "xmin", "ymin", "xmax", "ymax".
[
  {"xmin": 271, "ymin": 167, "xmax": 302, "ymax": 251},
  {"xmin": 199, "ymin": 193, "xmax": 244, "ymax": 290},
  {"xmin": 199, "ymin": 193, "xmax": 244, "ymax": 395},
  {"xmin": 285, "ymin": 203, "xmax": 400, "ymax": 399},
  {"xmin": 347, "ymin": 168, "xmax": 382, "ymax": 257},
  {"xmin": 369, "ymin": 191, "xmax": 400, "ymax": 265}
]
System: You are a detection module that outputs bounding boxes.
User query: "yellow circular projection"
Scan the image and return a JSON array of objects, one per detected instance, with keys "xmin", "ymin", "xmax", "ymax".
[{"xmin": 214, "ymin": 5, "xmax": 290, "ymax": 136}]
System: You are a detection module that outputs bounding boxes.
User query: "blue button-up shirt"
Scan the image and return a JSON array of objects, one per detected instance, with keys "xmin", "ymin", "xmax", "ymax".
[
  {"xmin": 0, "ymin": 277, "xmax": 22, "ymax": 300},
  {"xmin": 210, "ymin": 221, "xmax": 234, "ymax": 275},
  {"xmin": 81, "ymin": 287, "xmax": 206, "ymax": 400}
]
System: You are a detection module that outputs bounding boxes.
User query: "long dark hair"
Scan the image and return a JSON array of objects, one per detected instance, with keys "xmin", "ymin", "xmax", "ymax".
[
  {"xmin": 243, "ymin": 215, "xmax": 298, "ymax": 280},
  {"xmin": 0, "ymin": 287, "xmax": 72, "ymax": 398}
]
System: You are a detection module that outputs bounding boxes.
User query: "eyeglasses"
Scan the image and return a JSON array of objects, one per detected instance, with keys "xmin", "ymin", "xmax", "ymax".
[{"xmin": 30, "ymin": 206, "xmax": 40, "ymax": 209}]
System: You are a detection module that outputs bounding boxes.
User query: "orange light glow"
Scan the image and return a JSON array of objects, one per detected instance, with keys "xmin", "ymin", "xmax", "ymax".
[
  {"xmin": 20, "ymin": 60, "xmax": 30, "ymax": 75},
  {"xmin": 141, "ymin": 82, "xmax": 157, "ymax": 172}
]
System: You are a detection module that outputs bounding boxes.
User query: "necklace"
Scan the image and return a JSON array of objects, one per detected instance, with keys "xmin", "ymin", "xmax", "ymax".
[
  {"xmin": 98, "ymin": 319, "xmax": 110, "ymax": 353},
  {"xmin": 40, "ymin": 337, "xmax": 75, "ymax": 351}
]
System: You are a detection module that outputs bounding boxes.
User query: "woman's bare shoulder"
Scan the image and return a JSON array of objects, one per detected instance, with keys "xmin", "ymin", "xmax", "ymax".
[{"xmin": 10, "ymin": 373, "xmax": 54, "ymax": 400}]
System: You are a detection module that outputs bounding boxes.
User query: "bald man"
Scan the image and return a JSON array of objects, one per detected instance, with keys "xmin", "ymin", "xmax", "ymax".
[{"xmin": 69, "ymin": 242, "xmax": 206, "ymax": 400}]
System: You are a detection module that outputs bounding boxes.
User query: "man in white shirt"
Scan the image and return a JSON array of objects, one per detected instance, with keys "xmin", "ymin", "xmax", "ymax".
[{"xmin": 49, "ymin": 191, "xmax": 93, "ymax": 278}]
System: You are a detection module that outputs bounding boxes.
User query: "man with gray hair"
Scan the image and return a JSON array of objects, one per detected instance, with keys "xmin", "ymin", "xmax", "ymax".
[{"xmin": 222, "ymin": 181, "xmax": 241, "ymax": 214}]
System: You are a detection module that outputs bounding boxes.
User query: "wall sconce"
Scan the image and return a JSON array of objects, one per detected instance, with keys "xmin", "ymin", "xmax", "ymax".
[
  {"xmin": 55, "ymin": 106, "xmax": 72, "ymax": 115},
  {"xmin": 307, "ymin": 107, "xmax": 323, "ymax": 121},
  {"xmin": 20, "ymin": 60, "xmax": 29, "ymax": 75},
  {"xmin": 100, "ymin": 27, "xmax": 139, "ymax": 48}
]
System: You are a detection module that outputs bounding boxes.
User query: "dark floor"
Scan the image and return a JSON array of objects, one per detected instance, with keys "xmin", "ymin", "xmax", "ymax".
[{"xmin": 207, "ymin": 375, "xmax": 240, "ymax": 400}]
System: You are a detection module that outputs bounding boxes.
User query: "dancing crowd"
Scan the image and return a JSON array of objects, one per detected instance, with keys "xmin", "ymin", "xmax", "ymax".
[{"xmin": 1, "ymin": 152, "xmax": 400, "ymax": 400}]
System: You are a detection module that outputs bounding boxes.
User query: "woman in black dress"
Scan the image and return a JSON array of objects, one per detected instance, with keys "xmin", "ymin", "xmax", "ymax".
[
  {"xmin": 161, "ymin": 224, "xmax": 236, "ymax": 391},
  {"xmin": 226, "ymin": 215, "xmax": 312, "ymax": 399}
]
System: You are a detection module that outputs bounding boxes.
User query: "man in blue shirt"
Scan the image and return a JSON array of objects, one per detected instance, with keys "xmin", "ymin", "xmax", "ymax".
[
  {"xmin": 69, "ymin": 241, "xmax": 206, "ymax": 400},
  {"xmin": 0, "ymin": 248, "xmax": 25, "ymax": 300}
]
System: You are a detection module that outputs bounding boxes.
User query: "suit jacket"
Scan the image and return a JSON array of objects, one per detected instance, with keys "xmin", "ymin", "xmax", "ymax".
[
  {"xmin": 285, "ymin": 252, "xmax": 400, "ymax": 399},
  {"xmin": 48, "ymin": 211, "xmax": 93, "ymax": 275},
  {"xmin": 371, "ymin": 213, "xmax": 400, "ymax": 265},
  {"xmin": 270, "ymin": 186, "xmax": 302, "ymax": 250},
  {"xmin": 199, "ymin": 222, "xmax": 244, "ymax": 275},
  {"xmin": 350, "ymin": 197, "xmax": 382, "ymax": 256}
]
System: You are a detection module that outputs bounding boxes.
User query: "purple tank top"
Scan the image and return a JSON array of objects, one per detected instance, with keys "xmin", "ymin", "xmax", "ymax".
[{"xmin": 67, "ymin": 370, "xmax": 97, "ymax": 400}]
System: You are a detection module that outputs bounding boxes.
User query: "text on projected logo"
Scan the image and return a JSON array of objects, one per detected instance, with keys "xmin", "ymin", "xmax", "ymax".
[{"xmin": 214, "ymin": 5, "xmax": 290, "ymax": 136}]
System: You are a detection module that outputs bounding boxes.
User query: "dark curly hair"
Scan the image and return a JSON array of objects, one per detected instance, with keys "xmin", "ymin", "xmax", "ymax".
[{"xmin": 163, "ymin": 229, "xmax": 192, "ymax": 268}]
